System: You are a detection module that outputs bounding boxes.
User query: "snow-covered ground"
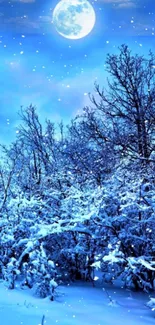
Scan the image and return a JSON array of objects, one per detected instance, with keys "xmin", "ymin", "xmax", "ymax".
[{"xmin": 0, "ymin": 280, "xmax": 154, "ymax": 325}]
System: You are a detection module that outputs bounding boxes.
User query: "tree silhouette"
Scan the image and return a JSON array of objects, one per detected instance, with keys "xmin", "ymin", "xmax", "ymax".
[{"xmin": 90, "ymin": 45, "xmax": 155, "ymax": 162}]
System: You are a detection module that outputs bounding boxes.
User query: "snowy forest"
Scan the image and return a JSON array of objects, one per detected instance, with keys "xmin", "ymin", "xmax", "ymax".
[{"xmin": 0, "ymin": 45, "xmax": 155, "ymax": 316}]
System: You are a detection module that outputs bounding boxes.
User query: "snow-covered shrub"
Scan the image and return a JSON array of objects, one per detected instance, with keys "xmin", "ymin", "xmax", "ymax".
[
  {"xmin": 122, "ymin": 257, "xmax": 155, "ymax": 292},
  {"xmin": 0, "ymin": 199, "xmax": 58, "ymax": 297},
  {"xmin": 147, "ymin": 298, "xmax": 155, "ymax": 311},
  {"xmin": 90, "ymin": 168, "xmax": 155, "ymax": 291},
  {"xmin": 44, "ymin": 232, "xmax": 92, "ymax": 282},
  {"xmin": 34, "ymin": 258, "xmax": 57, "ymax": 298},
  {"xmin": 4, "ymin": 257, "xmax": 20, "ymax": 289},
  {"xmin": 19, "ymin": 241, "xmax": 57, "ymax": 298}
]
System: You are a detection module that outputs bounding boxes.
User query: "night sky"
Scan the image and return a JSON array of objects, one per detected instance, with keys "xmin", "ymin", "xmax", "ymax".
[{"xmin": 0, "ymin": 0, "xmax": 155, "ymax": 144}]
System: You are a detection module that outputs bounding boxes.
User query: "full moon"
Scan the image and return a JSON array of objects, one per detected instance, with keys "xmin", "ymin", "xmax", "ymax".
[{"xmin": 52, "ymin": 0, "xmax": 96, "ymax": 39}]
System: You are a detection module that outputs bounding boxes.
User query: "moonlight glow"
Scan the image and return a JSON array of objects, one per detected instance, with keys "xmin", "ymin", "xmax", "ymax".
[{"xmin": 52, "ymin": 0, "xmax": 96, "ymax": 40}]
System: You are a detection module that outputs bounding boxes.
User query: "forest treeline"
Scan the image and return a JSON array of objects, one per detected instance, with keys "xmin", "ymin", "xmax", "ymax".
[{"xmin": 0, "ymin": 44, "xmax": 155, "ymax": 299}]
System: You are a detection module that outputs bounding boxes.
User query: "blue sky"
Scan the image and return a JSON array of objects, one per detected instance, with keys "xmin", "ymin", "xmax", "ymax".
[{"xmin": 0, "ymin": 0, "xmax": 155, "ymax": 143}]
